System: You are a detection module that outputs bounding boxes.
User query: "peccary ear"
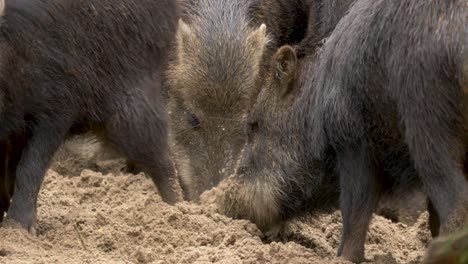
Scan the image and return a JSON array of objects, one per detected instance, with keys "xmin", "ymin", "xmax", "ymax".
[
  {"xmin": 176, "ymin": 19, "xmax": 195, "ymax": 57},
  {"xmin": 247, "ymin": 24, "xmax": 269, "ymax": 74},
  {"xmin": 247, "ymin": 23, "xmax": 268, "ymax": 49},
  {"xmin": 272, "ymin": 45, "xmax": 297, "ymax": 97},
  {"xmin": 0, "ymin": 0, "xmax": 5, "ymax": 16}
]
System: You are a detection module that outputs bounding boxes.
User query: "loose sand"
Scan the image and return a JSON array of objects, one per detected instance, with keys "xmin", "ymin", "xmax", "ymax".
[{"xmin": 0, "ymin": 137, "xmax": 432, "ymax": 264}]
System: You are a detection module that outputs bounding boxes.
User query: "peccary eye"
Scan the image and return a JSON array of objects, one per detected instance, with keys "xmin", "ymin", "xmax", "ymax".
[{"xmin": 187, "ymin": 113, "xmax": 200, "ymax": 129}]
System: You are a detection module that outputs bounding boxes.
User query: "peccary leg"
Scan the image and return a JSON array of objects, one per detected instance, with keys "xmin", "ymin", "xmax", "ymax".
[
  {"xmin": 0, "ymin": 133, "xmax": 28, "ymax": 223},
  {"xmin": 104, "ymin": 81, "xmax": 182, "ymax": 205},
  {"xmin": 336, "ymin": 145, "xmax": 380, "ymax": 263},
  {"xmin": 407, "ymin": 138, "xmax": 468, "ymax": 234},
  {"xmin": 427, "ymin": 199, "xmax": 440, "ymax": 237},
  {"xmin": 6, "ymin": 132, "xmax": 28, "ymax": 198},
  {"xmin": 0, "ymin": 139, "xmax": 9, "ymax": 222},
  {"xmin": 398, "ymin": 82, "xmax": 468, "ymax": 235},
  {"xmin": 7, "ymin": 122, "xmax": 68, "ymax": 232}
]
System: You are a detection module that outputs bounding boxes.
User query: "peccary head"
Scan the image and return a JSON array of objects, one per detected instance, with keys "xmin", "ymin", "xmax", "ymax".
[
  {"xmin": 211, "ymin": 46, "xmax": 337, "ymax": 230},
  {"xmin": 167, "ymin": 0, "xmax": 269, "ymax": 201}
]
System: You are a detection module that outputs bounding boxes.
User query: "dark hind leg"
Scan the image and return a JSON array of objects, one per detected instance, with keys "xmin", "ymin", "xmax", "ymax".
[
  {"xmin": 103, "ymin": 82, "xmax": 182, "ymax": 205},
  {"xmin": 413, "ymin": 149, "xmax": 467, "ymax": 235},
  {"xmin": 336, "ymin": 145, "xmax": 380, "ymax": 263},
  {"xmin": 0, "ymin": 139, "xmax": 9, "ymax": 222},
  {"xmin": 7, "ymin": 122, "xmax": 67, "ymax": 232},
  {"xmin": 400, "ymin": 90, "xmax": 468, "ymax": 236},
  {"xmin": 0, "ymin": 132, "xmax": 29, "ymax": 222},
  {"xmin": 427, "ymin": 152, "xmax": 466, "ymax": 238},
  {"xmin": 427, "ymin": 199, "xmax": 440, "ymax": 237},
  {"xmin": 6, "ymin": 132, "xmax": 29, "ymax": 199},
  {"xmin": 427, "ymin": 139, "xmax": 468, "ymax": 237}
]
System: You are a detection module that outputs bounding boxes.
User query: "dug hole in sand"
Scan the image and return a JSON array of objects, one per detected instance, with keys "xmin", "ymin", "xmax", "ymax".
[{"xmin": 1, "ymin": 136, "xmax": 430, "ymax": 264}]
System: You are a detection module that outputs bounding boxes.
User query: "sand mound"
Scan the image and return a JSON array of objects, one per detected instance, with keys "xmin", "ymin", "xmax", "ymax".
[{"xmin": 0, "ymin": 140, "xmax": 431, "ymax": 264}]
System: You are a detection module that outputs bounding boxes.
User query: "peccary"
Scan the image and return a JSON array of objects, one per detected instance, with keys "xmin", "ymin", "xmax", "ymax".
[
  {"xmin": 168, "ymin": 0, "xmax": 355, "ymax": 201},
  {"xmin": 202, "ymin": 0, "xmax": 468, "ymax": 262},
  {"xmin": 0, "ymin": 0, "xmax": 182, "ymax": 232},
  {"xmin": 167, "ymin": 0, "xmax": 270, "ymax": 201}
]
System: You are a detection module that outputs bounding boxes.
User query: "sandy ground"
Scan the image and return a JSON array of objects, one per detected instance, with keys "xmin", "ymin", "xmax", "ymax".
[{"xmin": 0, "ymin": 137, "xmax": 432, "ymax": 264}]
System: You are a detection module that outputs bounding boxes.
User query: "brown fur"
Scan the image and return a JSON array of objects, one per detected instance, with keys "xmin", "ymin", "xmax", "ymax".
[{"xmin": 166, "ymin": 0, "xmax": 270, "ymax": 201}]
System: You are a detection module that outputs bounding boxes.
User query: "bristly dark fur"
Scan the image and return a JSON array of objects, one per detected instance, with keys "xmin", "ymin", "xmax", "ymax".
[
  {"xmin": 0, "ymin": 0, "xmax": 181, "ymax": 231},
  {"xmin": 252, "ymin": 0, "xmax": 355, "ymax": 56},
  {"xmin": 310, "ymin": 1, "xmax": 468, "ymax": 261},
  {"xmin": 221, "ymin": 0, "xmax": 467, "ymax": 262},
  {"xmin": 295, "ymin": 0, "xmax": 356, "ymax": 56}
]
